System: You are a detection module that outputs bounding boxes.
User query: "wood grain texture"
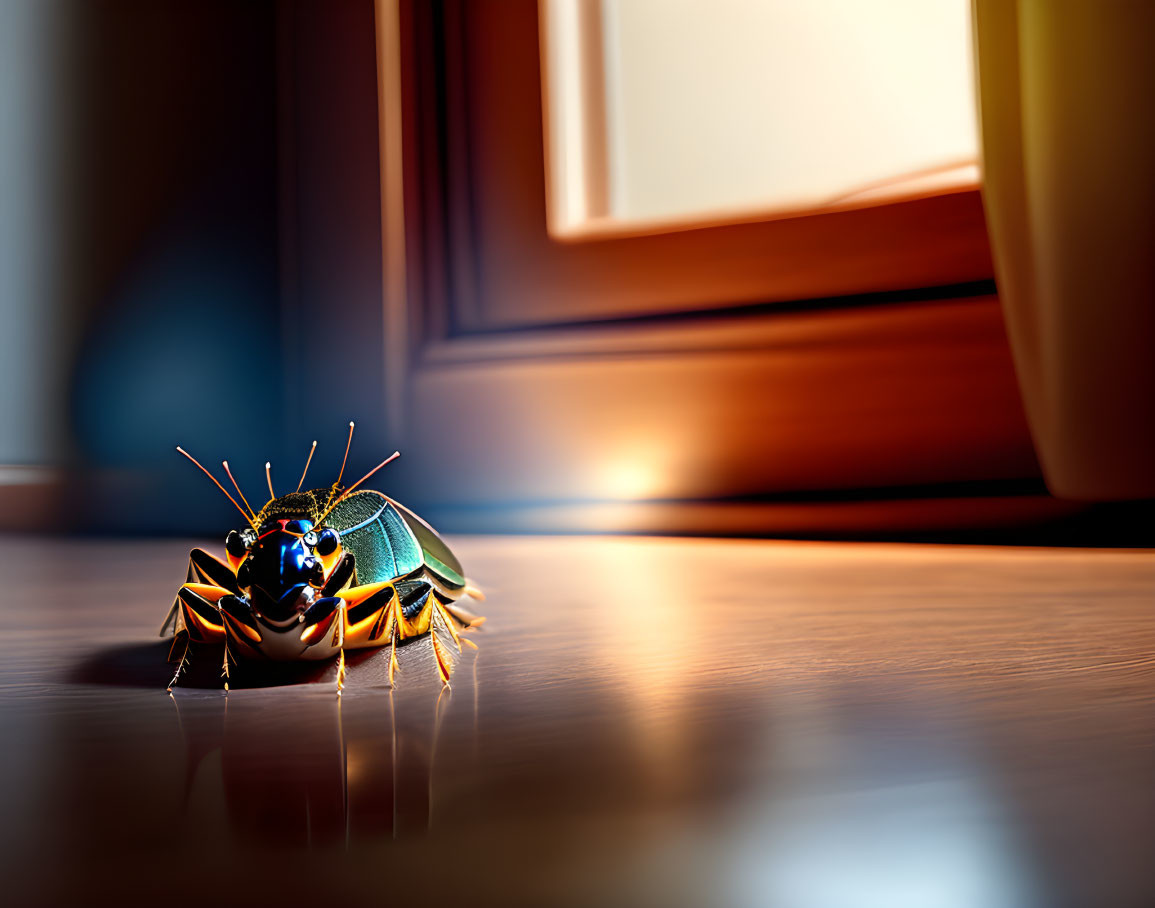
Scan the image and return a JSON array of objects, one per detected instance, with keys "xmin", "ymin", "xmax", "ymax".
[{"xmin": 1, "ymin": 535, "xmax": 1153, "ymax": 907}]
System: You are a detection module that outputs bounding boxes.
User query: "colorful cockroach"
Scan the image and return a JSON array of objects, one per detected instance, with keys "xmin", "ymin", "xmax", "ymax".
[{"xmin": 159, "ymin": 423, "xmax": 484, "ymax": 693}]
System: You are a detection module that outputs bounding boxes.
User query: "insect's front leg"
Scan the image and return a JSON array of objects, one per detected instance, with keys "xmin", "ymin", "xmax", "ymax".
[
  {"xmin": 218, "ymin": 593, "xmax": 263, "ymax": 658},
  {"xmin": 159, "ymin": 548, "xmax": 240, "ymax": 638},
  {"xmin": 332, "ymin": 580, "xmax": 401, "ymax": 683},
  {"xmin": 218, "ymin": 594, "xmax": 266, "ymax": 690},
  {"xmin": 305, "ymin": 553, "xmax": 356, "ymax": 692},
  {"xmin": 166, "ymin": 583, "xmax": 231, "ymax": 692},
  {"xmin": 299, "ymin": 595, "xmax": 345, "ymax": 655},
  {"xmin": 168, "ymin": 633, "xmax": 190, "ymax": 694}
]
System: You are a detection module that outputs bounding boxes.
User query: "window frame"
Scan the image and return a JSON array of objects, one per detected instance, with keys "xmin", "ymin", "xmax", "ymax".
[{"xmin": 374, "ymin": 0, "xmax": 1050, "ymax": 535}]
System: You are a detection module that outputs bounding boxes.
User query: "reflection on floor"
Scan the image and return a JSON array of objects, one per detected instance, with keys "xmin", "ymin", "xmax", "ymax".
[
  {"xmin": 170, "ymin": 649, "xmax": 465, "ymax": 846},
  {"xmin": 0, "ymin": 535, "xmax": 1153, "ymax": 907}
]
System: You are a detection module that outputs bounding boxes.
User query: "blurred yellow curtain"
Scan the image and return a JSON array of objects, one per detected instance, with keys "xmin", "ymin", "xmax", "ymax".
[{"xmin": 972, "ymin": 0, "xmax": 1155, "ymax": 500}]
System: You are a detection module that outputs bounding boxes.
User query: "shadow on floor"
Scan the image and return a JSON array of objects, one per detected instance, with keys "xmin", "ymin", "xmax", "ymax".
[{"xmin": 68, "ymin": 640, "xmax": 374, "ymax": 690}]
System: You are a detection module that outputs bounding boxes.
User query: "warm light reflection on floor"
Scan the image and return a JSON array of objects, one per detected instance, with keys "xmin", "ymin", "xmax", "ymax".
[
  {"xmin": 720, "ymin": 698, "xmax": 1040, "ymax": 908},
  {"xmin": 5, "ymin": 536, "xmax": 1153, "ymax": 905}
]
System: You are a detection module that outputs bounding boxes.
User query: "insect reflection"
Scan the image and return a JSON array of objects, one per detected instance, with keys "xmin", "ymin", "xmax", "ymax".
[{"xmin": 168, "ymin": 655, "xmax": 478, "ymax": 846}]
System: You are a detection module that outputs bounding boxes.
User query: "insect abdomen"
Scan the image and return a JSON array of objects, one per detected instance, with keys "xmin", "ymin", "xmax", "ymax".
[
  {"xmin": 328, "ymin": 491, "xmax": 465, "ymax": 593},
  {"xmin": 327, "ymin": 491, "xmax": 421, "ymax": 585}
]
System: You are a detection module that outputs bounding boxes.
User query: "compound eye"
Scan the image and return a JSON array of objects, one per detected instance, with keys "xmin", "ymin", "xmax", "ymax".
[
  {"xmin": 225, "ymin": 530, "xmax": 248, "ymax": 558},
  {"xmin": 302, "ymin": 530, "xmax": 319, "ymax": 548},
  {"xmin": 315, "ymin": 528, "xmax": 339, "ymax": 557}
]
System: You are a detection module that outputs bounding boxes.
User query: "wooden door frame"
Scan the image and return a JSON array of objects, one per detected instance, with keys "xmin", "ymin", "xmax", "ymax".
[{"xmin": 373, "ymin": 0, "xmax": 1068, "ymax": 536}]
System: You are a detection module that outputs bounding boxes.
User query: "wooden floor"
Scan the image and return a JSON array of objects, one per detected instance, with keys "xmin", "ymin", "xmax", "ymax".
[{"xmin": 1, "ymin": 535, "xmax": 1153, "ymax": 907}]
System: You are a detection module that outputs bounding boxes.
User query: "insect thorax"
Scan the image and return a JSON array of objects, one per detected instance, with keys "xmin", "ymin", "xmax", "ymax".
[{"xmin": 255, "ymin": 489, "xmax": 338, "ymax": 526}]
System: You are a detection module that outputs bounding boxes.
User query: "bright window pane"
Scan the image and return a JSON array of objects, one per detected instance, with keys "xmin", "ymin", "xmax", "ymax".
[{"xmin": 543, "ymin": 0, "xmax": 979, "ymax": 237}]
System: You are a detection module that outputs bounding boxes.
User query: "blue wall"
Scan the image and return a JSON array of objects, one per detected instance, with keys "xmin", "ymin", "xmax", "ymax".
[
  {"xmin": 2, "ymin": 1, "xmax": 387, "ymax": 535},
  {"xmin": 0, "ymin": 0, "xmax": 67, "ymax": 465}
]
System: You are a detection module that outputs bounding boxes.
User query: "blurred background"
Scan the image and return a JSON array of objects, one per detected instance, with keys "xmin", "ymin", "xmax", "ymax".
[
  {"xmin": 1, "ymin": 0, "xmax": 1151, "ymax": 541},
  {"xmin": 3, "ymin": 5, "xmax": 1155, "ymax": 908}
]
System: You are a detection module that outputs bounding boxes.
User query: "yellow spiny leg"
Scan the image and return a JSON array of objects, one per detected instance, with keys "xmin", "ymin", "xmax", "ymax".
[
  {"xmin": 222, "ymin": 636, "xmax": 232, "ymax": 692},
  {"xmin": 336, "ymin": 647, "xmax": 346, "ymax": 696},
  {"xmin": 442, "ymin": 597, "xmax": 486, "ymax": 631},
  {"xmin": 438, "ymin": 596, "xmax": 486, "ymax": 650},
  {"xmin": 167, "ymin": 632, "xmax": 191, "ymax": 693},
  {"xmin": 388, "ymin": 602, "xmax": 400, "ymax": 688},
  {"xmin": 431, "ymin": 632, "xmax": 452, "ymax": 686},
  {"xmin": 434, "ymin": 600, "xmax": 462, "ymax": 652},
  {"xmin": 339, "ymin": 580, "xmax": 400, "ymax": 648},
  {"xmin": 376, "ymin": 591, "xmax": 481, "ymax": 688},
  {"xmin": 422, "ymin": 595, "xmax": 454, "ymax": 687}
]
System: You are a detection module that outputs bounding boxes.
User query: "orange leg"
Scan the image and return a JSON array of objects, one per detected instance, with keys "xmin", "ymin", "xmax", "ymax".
[
  {"xmin": 167, "ymin": 632, "xmax": 191, "ymax": 693},
  {"xmin": 417, "ymin": 592, "xmax": 483, "ymax": 687},
  {"xmin": 165, "ymin": 583, "xmax": 231, "ymax": 692},
  {"xmin": 159, "ymin": 548, "xmax": 238, "ymax": 637}
]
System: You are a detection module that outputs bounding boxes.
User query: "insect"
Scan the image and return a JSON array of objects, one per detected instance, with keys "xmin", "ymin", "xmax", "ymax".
[{"xmin": 159, "ymin": 422, "xmax": 484, "ymax": 694}]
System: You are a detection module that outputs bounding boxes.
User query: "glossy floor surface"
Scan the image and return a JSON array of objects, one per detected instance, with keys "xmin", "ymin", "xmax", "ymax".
[{"xmin": 1, "ymin": 536, "xmax": 1153, "ymax": 907}]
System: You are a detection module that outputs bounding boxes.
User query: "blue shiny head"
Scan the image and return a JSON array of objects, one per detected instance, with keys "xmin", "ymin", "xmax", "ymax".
[{"xmin": 235, "ymin": 518, "xmax": 325, "ymax": 623}]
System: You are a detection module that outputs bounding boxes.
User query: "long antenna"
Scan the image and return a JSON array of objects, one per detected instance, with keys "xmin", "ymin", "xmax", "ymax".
[
  {"xmin": 296, "ymin": 440, "xmax": 317, "ymax": 493},
  {"xmin": 336, "ymin": 421, "xmax": 355, "ymax": 489},
  {"xmin": 316, "ymin": 451, "xmax": 400, "ymax": 524},
  {"xmin": 265, "ymin": 462, "xmax": 275, "ymax": 500},
  {"xmin": 221, "ymin": 460, "xmax": 257, "ymax": 521},
  {"xmin": 176, "ymin": 447, "xmax": 256, "ymax": 528}
]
